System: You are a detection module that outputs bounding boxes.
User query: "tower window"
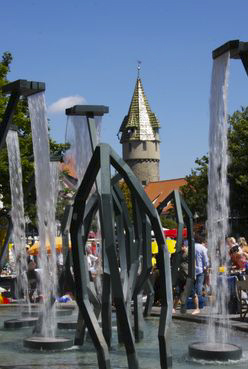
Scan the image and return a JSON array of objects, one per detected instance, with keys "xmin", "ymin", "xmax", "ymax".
[
  {"xmin": 129, "ymin": 143, "xmax": 132, "ymax": 152},
  {"xmin": 127, "ymin": 129, "xmax": 132, "ymax": 137},
  {"xmin": 155, "ymin": 142, "xmax": 158, "ymax": 151},
  {"xmin": 142, "ymin": 142, "xmax": 147, "ymax": 151}
]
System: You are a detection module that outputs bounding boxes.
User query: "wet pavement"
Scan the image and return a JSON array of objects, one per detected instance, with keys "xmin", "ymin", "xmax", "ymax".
[
  {"xmin": 151, "ymin": 305, "xmax": 248, "ymax": 333},
  {"xmin": 0, "ymin": 303, "xmax": 248, "ymax": 368}
]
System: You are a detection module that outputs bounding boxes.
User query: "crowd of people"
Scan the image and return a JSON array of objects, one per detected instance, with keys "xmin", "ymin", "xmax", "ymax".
[
  {"xmin": 169, "ymin": 234, "xmax": 248, "ymax": 315},
  {"xmin": 227, "ymin": 236, "xmax": 248, "ymax": 271},
  {"xmin": 4, "ymin": 230, "xmax": 248, "ymax": 313},
  {"xmin": 24, "ymin": 239, "xmax": 101, "ymax": 302}
]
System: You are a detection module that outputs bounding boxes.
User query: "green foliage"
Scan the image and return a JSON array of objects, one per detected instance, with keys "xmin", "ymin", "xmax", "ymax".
[
  {"xmin": 160, "ymin": 215, "xmax": 177, "ymax": 229},
  {"xmin": 0, "ymin": 52, "xmax": 69, "ymax": 226},
  {"xmin": 180, "ymin": 155, "xmax": 208, "ymax": 221},
  {"xmin": 56, "ymin": 178, "xmax": 75, "ymax": 225},
  {"xmin": 117, "ymin": 180, "xmax": 133, "ymax": 220},
  {"xmin": 227, "ymin": 107, "xmax": 248, "ymax": 235},
  {"xmin": 181, "ymin": 106, "xmax": 248, "ymax": 236}
]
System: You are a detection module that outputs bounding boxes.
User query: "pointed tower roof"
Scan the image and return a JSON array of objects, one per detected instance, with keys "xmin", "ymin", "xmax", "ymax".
[{"xmin": 118, "ymin": 76, "xmax": 160, "ymax": 143}]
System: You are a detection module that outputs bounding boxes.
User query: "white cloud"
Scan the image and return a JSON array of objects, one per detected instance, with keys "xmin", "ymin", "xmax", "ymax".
[{"xmin": 48, "ymin": 95, "xmax": 86, "ymax": 114}]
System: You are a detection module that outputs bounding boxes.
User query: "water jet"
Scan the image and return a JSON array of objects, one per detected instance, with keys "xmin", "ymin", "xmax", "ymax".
[
  {"xmin": 1, "ymin": 79, "xmax": 73, "ymax": 351},
  {"xmin": 189, "ymin": 39, "xmax": 248, "ymax": 363}
]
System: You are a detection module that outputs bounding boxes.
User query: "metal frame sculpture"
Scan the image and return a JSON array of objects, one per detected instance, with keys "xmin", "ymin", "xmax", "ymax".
[
  {"xmin": 65, "ymin": 105, "xmax": 109, "ymax": 346},
  {"xmin": 69, "ymin": 140, "xmax": 173, "ymax": 368},
  {"xmin": 157, "ymin": 190, "xmax": 195, "ymax": 312},
  {"xmin": 0, "ymin": 208, "xmax": 13, "ymax": 271}
]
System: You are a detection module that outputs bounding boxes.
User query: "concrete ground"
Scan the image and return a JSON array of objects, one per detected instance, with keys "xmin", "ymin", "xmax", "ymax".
[
  {"xmin": 2, "ymin": 301, "xmax": 248, "ymax": 334},
  {"xmin": 151, "ymin": 305, "xmax": 248, "ymax": 333}
]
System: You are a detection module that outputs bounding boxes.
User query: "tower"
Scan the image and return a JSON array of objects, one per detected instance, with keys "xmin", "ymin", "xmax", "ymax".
[{"xmin": 118, "ymin": 67, "xmax": 160, "ymax": 186}]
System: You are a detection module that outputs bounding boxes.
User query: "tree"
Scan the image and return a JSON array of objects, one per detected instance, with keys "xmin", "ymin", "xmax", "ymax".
[
  {"xmin": 160, "ymin": 215, "xmax": 177, "ymax": 230},
  {"xmin": 227, "ymin": 107, "xmax": 248, "ymax": 235},
  {"xmin": 181, "ymin": 106, "xmax": 248, "ymax": 237},
  {"xmin": 118, "ymin": 180, "xmax": 133, "ymax": 220},
  {"xmin": 180, "ymin": 155, "xmax": 208, "ymax": 222},
  {"xmin": 0, "ymin": 52, "xmax": 69, "ymax": 225}
]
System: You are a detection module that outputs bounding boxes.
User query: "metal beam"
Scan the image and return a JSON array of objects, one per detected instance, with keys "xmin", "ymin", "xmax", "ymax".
[{"xmin": 212, "ymin": 39, "xmax": 248, "ymax": 75}]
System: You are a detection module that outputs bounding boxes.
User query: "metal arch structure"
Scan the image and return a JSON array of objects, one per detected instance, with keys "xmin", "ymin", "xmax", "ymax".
[
  {"xmin": 112, "ymin": 180, "xmax": 149, "ymax": 343},
  {"xmin": 157, "ymin": 190, "xmax": 195, "ymax": 311},
  {"xmin": 70, "ymin": 143, "xmax": 173, "ymax": 369},
  {"xmin": 0, "ymin": 209, "xmax": 13, "ymax": 271}
]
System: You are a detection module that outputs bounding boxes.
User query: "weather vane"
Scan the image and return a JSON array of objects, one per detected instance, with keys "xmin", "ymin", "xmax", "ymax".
[{"xmin": 137, "ymin": 60, "xmax": 142, "ymax": 78}]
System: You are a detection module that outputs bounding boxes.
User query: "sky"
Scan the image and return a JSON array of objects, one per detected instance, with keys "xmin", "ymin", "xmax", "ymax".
[{"xmin": 1, "ymin": 0, "xmax": 248, "ymax": 180}]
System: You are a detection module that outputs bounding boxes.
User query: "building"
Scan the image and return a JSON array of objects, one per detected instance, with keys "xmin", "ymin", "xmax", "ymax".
[
  {"xmin": 118, "ymin": 68, "xmax": 160, "ymax": 186},
  {"xmin": 144, "ymin": 178, "xmax": 187, "ymax": 214}
]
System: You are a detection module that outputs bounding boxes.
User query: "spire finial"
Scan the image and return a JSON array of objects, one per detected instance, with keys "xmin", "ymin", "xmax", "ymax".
[{"xmin": 137, "ymin": 60, "xmax": 142, "ymax": 78}]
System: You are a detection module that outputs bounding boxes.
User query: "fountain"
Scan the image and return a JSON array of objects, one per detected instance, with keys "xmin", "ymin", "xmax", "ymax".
[
  {"xmin": 3, "ymin": 125, "xmax": 40, "ymax": 329},
  {"xmin": 57, "ymin": 104, "xmax": 173, "ymax": 368},
  {"xmin": 57, "ymin": 105, "xmax": 107, "ymax": 334},
  {"xmin": 0, "ymin": 80, "xmax": 45, "ymax": 330},
  {"xmin": 24, "ymin": 88, "xmax": 73, "ymax": 350},
  {"xmin": 1, "ymin": 46, "xmax": 248, "ymax": 368},
  {"xmin": 0, "ymin": 80, "xmax": 45, "ymax": 270},
  {"xmin": 68, "ymin": 146, "xmax": 173, "ymax": 368},
  {"xmin": 189, "ymin": 40, "xmax": 248, "ymax": 361},
  {"xmin": 1, "ymin": 79, "xmax": 73, "ymax": 349}
]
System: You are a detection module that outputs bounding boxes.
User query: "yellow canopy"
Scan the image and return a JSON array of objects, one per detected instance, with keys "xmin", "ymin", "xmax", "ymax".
[
  {"xmin": 152, "ymin": 239, "xmax": 176, "ymax": 255},
  {"xmin": 27, "ymin": 237, "xmax": 70, "ymax": 255}
]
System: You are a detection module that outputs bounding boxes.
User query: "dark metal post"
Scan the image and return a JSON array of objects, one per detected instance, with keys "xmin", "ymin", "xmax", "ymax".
[
  {"xmin": 0, "ymin": 209, "xmax": 13, "ymax": 271},
  {"xmin": 0, "ymin": 79, "xmax": 45, "ymax": 150},
  {"xmin": 212, "ymin": 39, "xmax": 248, "ymax": 75}
]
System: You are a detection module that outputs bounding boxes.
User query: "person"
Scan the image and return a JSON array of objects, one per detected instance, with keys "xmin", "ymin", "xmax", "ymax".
[
  {"xmin": 152, "ymin": 253, "xmax": 157, "ymax": 269},
  {"xmin": 192, "ymin": 234, "xmax": 209, "ymax": 315},
  {"xmin": 57, "ymin": 252, "xmax": 64, "ymax": 276},
  {"xmin": 237, "ymin": 237, "xmax": 248, "ymax": 256},
  {"xmin": 226, "ymin": 237, "xmax": 236, "ymax": 248},
  {"xmin": 91, "ymin": 241, "xmax": 97, "ymax": 256},
  {"xmin": 86, "ymin": 245, "xmax": 98, "ymax": 274},
  {"xmin": 172, "ymin": 242, "xmax": 188, "ymax": 313},
  {"xmin": 26, "ymin": 260, "xmax": 41, "ymax": 302},
  {"xmin": 229, "ymin": 242, "xmax": 248, "ymax": 271}
]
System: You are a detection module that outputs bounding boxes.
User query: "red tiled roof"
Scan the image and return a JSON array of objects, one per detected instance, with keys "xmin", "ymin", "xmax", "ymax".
[
  {"xmin": 144, "ymin": 178, "xmax": 187, "ymax": 212},
  {"xmin": 59, "ymin": 158, "xmax": 187, "ymax": 214},
  {"xmin": 60, "ymin": 155, "xmax": 77, "ymax": 179}
]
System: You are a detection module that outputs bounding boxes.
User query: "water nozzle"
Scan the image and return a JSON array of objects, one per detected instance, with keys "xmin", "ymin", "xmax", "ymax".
[
  {"xmin": 8, "ymin": 124, "xmax": 18, "ymax": 132},
  {"xmin": 0, "ymin": 79, "xmax": 46, "ymax": 151},
  {"xmin": 65, "ymin": 105, "xmax": 109, "ymax": 117},
  {"xmin": 1, "ymin": 79, "xmax": 45, "ymax": 97},
  {"xmin": 50, "ymin": 154, "xmax": 63, "ymax": 162},
  {"xmin": 212, "ymin": 40, "xmax": 248, "ymax": 75}
]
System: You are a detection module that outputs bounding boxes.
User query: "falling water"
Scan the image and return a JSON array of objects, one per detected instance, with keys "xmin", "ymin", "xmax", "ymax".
[
  {"xmin": 6, "ymin": 130, "xmax": 28, "ymax": 301},
  {"xmin": 28, "ymin": 92, "xmax": 57, "ymax": 337},
  {"xmin": 207, "ymin": 51, "xmax": 230, "ymax": 344},
  {"xmin": 49, "ymin": 160, "xmax": 60, "ymax": 225},
  {"xmin": 64, "ymin": 114, "xmax": 102, "ymax": 291},
  {"xmin": 65, "ymin": 114, "xmax": 102, "ymax": 230},
  {"xmin": 65, "ymin": 115, "xmax": 102, "ymax": 185}
]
